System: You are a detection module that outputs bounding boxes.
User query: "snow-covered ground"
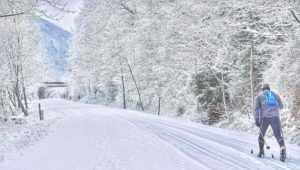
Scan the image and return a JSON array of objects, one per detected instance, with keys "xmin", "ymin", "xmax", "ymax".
[
  {"xmin": 0, "ymin": 99, "xmax": 299, "ymax": 170},
  {"xmin": 0, "ymin": 100, "xmax": 62, "ymax": 163}
]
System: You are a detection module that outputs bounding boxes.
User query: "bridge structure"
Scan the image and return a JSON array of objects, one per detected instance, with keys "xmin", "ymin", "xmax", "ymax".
[
  {"xmin": 38, "ymin": 82, "xmax": 68, "ymax": 99},
  {"xmin": 43, "ymin": 82, "xmax": 68, "ymax": 88}
]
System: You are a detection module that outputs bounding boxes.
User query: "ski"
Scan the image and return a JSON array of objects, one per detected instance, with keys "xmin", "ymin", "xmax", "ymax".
[
  {"xmin": 251, "ymin": 149, "xmax": 288, "ymax": 162},
  {"xmin": 250, "ymin": 149, "xmax": 275, "ymax": 159}
]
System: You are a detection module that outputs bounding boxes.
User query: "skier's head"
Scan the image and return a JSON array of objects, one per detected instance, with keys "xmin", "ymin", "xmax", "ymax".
[{"xmin": 262, "ymin": 83, "xmax": 270, "ymax": 91}]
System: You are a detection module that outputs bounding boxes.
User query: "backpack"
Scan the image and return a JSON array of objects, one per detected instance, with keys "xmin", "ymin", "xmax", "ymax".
[{"xmin": 263, "ymin": 90, "xmax": 277, "ymax": 106}]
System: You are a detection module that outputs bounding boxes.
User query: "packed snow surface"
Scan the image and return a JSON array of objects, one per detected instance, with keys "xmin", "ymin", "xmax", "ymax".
[{"xmin": 1, "ymin": 99, "xmax": 299, "ymax": 170}]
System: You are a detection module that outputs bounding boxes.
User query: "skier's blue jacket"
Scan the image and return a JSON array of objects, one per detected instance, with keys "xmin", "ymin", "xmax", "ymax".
[{"xmin": 253, "ymin": 90, "xmax": 283, "ymax": 119}]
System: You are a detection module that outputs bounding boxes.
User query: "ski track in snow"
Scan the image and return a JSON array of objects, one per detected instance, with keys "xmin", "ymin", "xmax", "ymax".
[{"xmin": 0, "ymin": 99, "xmax": 299, "ymax": 170}]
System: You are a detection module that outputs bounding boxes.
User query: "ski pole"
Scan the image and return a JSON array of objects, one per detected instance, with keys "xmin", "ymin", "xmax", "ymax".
[
  {"xmin": 251, "ymin": 122, "xmax": 271, "ymax": 155},
  {"xmin": 250, "ymin": 127, "xmax": 274, "ymax": 158},
  {"xmin": 259, "ymin": 128, "xmax": 271, "ymax": 150},
  {"xmin": 258, "ymin": 117, "xmax": 270, "ymax": 149}
]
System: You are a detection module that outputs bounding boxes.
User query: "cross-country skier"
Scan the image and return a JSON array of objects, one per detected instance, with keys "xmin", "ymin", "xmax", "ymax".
[{"xmin": 253, "ymin": 84, "xmax": 286, "ymax": 162}]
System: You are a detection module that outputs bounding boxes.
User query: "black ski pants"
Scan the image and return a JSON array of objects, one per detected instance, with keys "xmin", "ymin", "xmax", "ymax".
[{"xmin": 258, "ymin": 116, "xmax": 285, "ymax": 147}]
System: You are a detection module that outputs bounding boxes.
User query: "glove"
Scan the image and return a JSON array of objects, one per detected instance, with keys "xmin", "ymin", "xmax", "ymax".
[{"xmin": 255, "ymin": 118, "xmax": 260, "ymax": 127}]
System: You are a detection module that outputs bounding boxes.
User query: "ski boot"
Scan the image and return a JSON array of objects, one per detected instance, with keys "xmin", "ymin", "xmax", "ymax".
[
  {"xmin": 257, "ymin": 142, "xmax": 264, "ymax": 158},
  {"xmin": 280, "ymin": 146, "xmax": 286, "ymax": 162},
  {"xmin": 257, "ymin": 149, "xmax": 264, "ymax": 158}
]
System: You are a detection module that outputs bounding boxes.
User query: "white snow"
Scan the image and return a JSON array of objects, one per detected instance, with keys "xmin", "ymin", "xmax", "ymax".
[{"xmin": 0, "ymin": 99, "xmax": 299, "ymax": 170}]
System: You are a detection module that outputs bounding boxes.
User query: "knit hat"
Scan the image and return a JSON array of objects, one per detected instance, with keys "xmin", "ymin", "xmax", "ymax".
[{"xmin": 262, "ymin": 83, "xmax": 270, "ymax": 90}]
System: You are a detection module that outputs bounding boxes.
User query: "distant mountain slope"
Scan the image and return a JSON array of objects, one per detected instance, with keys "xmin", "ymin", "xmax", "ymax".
[{"xmin": 39, "ymin": 19, "xmax": 71, "ymax": 81}]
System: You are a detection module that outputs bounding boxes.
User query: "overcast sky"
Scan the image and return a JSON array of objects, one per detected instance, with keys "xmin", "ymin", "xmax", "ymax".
[{"xmin": 46, "ymin": 0, "xmax": 83, "ymax": 32}]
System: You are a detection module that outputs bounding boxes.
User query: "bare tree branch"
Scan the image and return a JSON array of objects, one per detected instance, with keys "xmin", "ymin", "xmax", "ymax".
[
  {"xmin": 120, "ymin": 3, "xmax": 136, "ymax": 15},
  {"xmin": 124, "ymin": 58, "xmax": 144, "ymax": 111},
  {"xmin": 0, "ymin": 0, "xmax": 38, "ymax": 18},
  {"xmin": 291, "ymin": 10, "xmax": 300, "ymax": 23},
  {"xmin": 0, "ymin": 0, "xmax": 74, "ymax": 20}
]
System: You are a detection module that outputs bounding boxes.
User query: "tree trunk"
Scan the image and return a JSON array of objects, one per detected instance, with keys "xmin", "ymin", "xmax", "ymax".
[
  {"xmin": 8, "ymin": 90, "xmax": 17, "ymax": 107},
  {"xmin": 213, "ymin": 72, "xmax": 228, "ymax": 118},
  {"xmin": 0, "ymin": 91, "xmax": 3, "ymax": 108},
  {"xmin": 21, "ymin": 69, "xmax": 28, "ymax": 109},
  {"xmin": 221, "ymin": 73, "xmax": 228, "ymax": 118},
  {"xmin": 119, "ymin": 56, "xmax": 127, "ymax": 109},
  {"xmin": 125, "ymin": 58, "xmax": 144, "ymax": 111},
  {"xmin": 250, "ymin": 34, "xmax": 254, "ymax": 119},
  {"xmin": 15, "ymin": 66, "xmax": 28, "ymax": 116},
  {"xmin": 22, "ymin": 85, "xmax": 28, "ymax": 109},
  {"xmin": 14, "ymin": 86, "xmax": 28, "ymax": 116},
  {"xmin": 158, "ymin": 97, "xmax": 161, "ymax": 115}
]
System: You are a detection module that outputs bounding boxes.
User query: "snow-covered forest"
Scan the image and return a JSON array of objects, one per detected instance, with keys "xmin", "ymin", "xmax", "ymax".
[{"xmin": 67, "ymin": 0, "xmax": 300, "ymax": 143}]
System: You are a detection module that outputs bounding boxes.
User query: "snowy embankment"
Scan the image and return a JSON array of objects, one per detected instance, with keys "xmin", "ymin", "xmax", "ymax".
[
  {"xmin": 0, "ymin": 99, "xmax": 299, "ymax": 170},
  {"xmin": 0, "ymin": 100, "xmax": 62, "ymax": 163}
]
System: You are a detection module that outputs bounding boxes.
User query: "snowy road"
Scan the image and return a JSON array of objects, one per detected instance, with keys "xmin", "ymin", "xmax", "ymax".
[{"xmin": 1, "ymin": 99, "xmax": 300, "ymax": 170}]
